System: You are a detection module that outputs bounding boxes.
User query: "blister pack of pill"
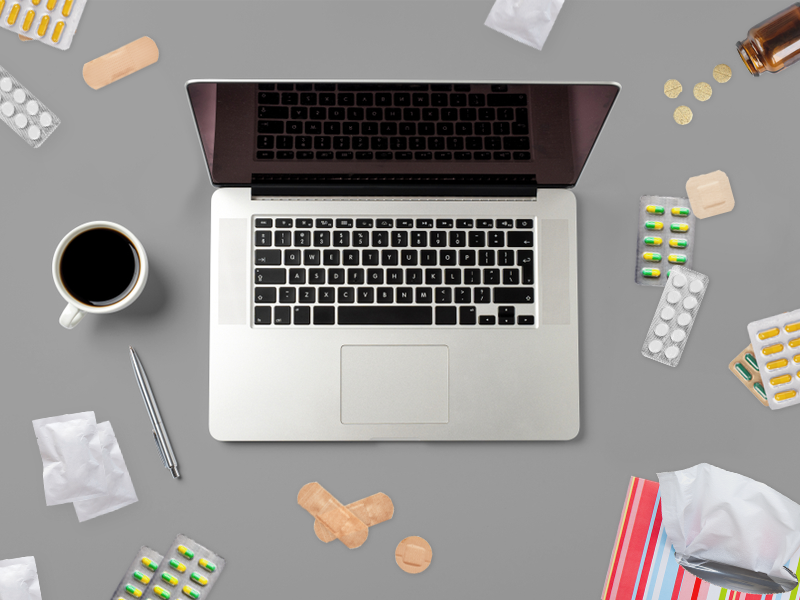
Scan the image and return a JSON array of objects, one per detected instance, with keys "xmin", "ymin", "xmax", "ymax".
[
  {"xmin": 746, "ymin": 309, "xmax": 800, "ymax": 410},
  {"xmin": 0, "ymin": 0, "xmax": 87, "ymax": 50},
  {"xmin": 0, "ymin": 66, "xmax": 59, "ymax": 148},
  {"xmin": 728, "ymin": 344, "xmax": 768, "ymax": 407},
  {"xmin": 144, "ymin": 535, "xmax": 226, "ymax": 600},
  {"xmin": 641, "ymin": 266, "xmax": 708, "ymax": 367},
  {"xmin": 111, "ymin": 546, "xmax": 163, "ymax": 600},
  {"xmin": 635, "ymin": 196, "xmax": 696, "ymax": 286}
]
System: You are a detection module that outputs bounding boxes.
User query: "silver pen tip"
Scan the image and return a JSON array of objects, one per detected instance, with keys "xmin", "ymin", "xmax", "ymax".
[{"xmin": 170, "ymin": 466, "xmax": 181, "ymax": 479}]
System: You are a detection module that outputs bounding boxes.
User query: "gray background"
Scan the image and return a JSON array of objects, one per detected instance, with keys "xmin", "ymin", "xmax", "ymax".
[{"xmin": 1, "ymin": 1, "xmax": 798, "ymax": 598}]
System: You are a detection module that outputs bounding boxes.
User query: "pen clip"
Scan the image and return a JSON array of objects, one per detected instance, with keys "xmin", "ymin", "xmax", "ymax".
[{"xmin": 153, "ymin": 430, "xmax": 167, "ymax": 468}]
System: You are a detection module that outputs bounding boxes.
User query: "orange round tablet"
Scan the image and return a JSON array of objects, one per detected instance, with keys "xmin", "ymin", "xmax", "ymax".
[{"xmin": 395, "ymin": 536, "xmax": 432, "ymax": 574}]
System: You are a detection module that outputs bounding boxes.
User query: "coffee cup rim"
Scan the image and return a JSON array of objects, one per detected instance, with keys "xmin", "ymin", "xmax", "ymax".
[{"xmin": 52, "ymin": 221, "xmax": 149, "ymax": 314}]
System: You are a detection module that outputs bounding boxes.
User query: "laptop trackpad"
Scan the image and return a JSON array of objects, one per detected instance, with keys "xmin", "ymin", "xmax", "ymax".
[{"xmin": 340, "ymin": 345, "xmax": 449, "ymax": 424}]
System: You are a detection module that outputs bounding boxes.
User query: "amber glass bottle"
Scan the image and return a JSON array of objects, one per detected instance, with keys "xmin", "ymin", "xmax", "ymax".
[{"xmin": 737, "ymin": 3, "xmax": 800, "ymax": 75}]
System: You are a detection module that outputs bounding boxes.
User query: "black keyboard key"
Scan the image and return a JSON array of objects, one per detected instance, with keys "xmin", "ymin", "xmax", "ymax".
[
  {"xmin": 355, "ymin": 218, "xmax": 373, "ymax": 229},
  {"xmin": 406, "ymin": 269, "xmax": 422, "ymax": 284},
  {"xmin": 375, "ymin": 218, "xmax": 393, "ymax": 229},
  {"xmin": 259, "ymin": 106, "xmax": 289, "ymax": 119},
  {"xmin": 274, "ymin": 306, "xmax": 291, "ymax": 325},
  {"xmin": 445, "ymin": 269, "xmax": 461, "ymax": 285},
  {"xmin": 442, "ymin": 108, "xmax": 458, "ymax": 121},
  {"xmin": 255, "ymin": 306, "xmax": 271, "ymax": 325},
  {"xmin": 356, "ymin": 151, "xmax": 374, "ymax": 160},
  {"xmin": 300, "ymin": 92, "xmax": 317, "ymax": 105},
  {"xmin": 478, "ymin": 108, "xmax": 496, "ymax": 121},
  {"xmin": 479, "ymin": 250, "xmax": 495, "ymax": 266},
  {"xmin": 498, "ymin": 306, "xmax": 515, "ymax": 325},
  {"xmin": 411, "ymin": 231, "xmax": 427, "ymax": 247},
  {"xmin": 396, "ymin": 219, "xmax": 414, "ymax": 229},
  {"xmin": 338, "ymin": 287, "xmax": 355, "ymax": 303},
  {"xmin": 376, "ymin": 92, "xmax": 392, "ymax": 106},
  {"xmin": 291, "ymin": 107, "xmax": 308, "ymax": 120},
  {"xmin": 503, "ymin": 269, "xmax": 520, "ymax": 285},
  {"xmin": 463, "ymin": 269, "xmax": 479, "ymax": 285},
  {"xmin": 450, "ymin": 231, "xmax": 466, "ymax": 247},
  {"xmin": 316, "ymin": 218, "xmax": 333, "ymax": 228},
  {"xmin": 412, "ymin": 93, "xmax": 429, "ymax": 107},
  {"xmin": 468, "ymin": 94, "xmax": 485, "ymax": 107},
  {"xmin": 255, "ymin": 287, "xmax": 276, "ymax": 303},
  {"xmin": 429, "ymin": 137, "xmax": 445, "ymax": 150},
  {"xmin": 512, "ymin": 122, "xmax": 529, "ymax": 136},
  {"xmin": 514, "ymin": 151, "xmax": 531, "ymax": 160},
  {"xmin": 488, "ymin": 232, "xmax": 505, "ymax": 247},
  {"xmin": 279, "ymin": 287, "xmax": 296, "ymax": 303},
  {"xmin": 299, "ymin": 287, "xmax": 316, "ymax": 303},
  {"xmin": 504, "ymin": 137, "xmax": 530, "ymax": 150},
  {"xmin": 338, "ymin": 93, "xmax": 354, "ymax": 106},
  {"xmin": 382, "ymin": 250, "xmax": 399, "ymax": 265},
  {"xmin": 459, "ymin": 108, "xmax": 476, "ymax": 122},
  {"xmin": 439, "ymin": 249, "xmax": 457, "ymax": 266},
  {"xmin": 315, "ymin": 231, "xmax": 331, "ymax": 247},
  {"xmin": 284, "ymin": 249, "xmax": 301, "ymax": 266},
  {"xmin": 363, "ymin": 250, "xmax": 379, "ymax": 266},
  {"xmin": 314, "ymin": 137, "xmax": 332, "ymax": 150},
  {"xmin": 343, "ymin": 250, "xmax": 359, "ymax": 265},
  {"xmin": 277, "ymin": 84, "xmax": 294, "ymax": 91},
  {"xmin": 322, "ymin": 119, "xmax": 337, "ymax": 133},
  {"xmin": 255, "ymin": 231, "xmax": 272, "ymax": 247},
  {"xmin": 397, "ymin": 288, "xmax": 413, "ymax": 303},
  {"xmin": 323, "ymin": 250, "xmax": 340, "ymax": 265},
  {"xmin": 434, "ymin": 152, "xmax": 452, "ymax": 160},
  {"xmin": 255, "ymin": 249, "xmax": 281, "ymax": 265},
  {"xmin": 401, "ymin": 250, "xmax": 418, "ymax": 266},
  {"xmin": 390, "ymin": 138, "xmax": 407, "ymax": 151},
  {"xmin": 447, "ymin": 138, "xmax": 464, "ymax": 151},
  {"xmin": 258, "ymin": 91, "xmax": 279, "ymax": 104},
  {"xmin": 276, "ymin": 136, "xmax": 292, "ymax": 149},
  {"xmin": 334, "ymin": 231, "xmax": 350, "ymax": 247},
  {"xmin": 277, "ymin": 151, "xmax": 294, "ymax": 159},
  {"xmin": 459, "ymin": 249, "xmax": 476, "ymax": 265},
  {"xmin": 339, "ymin": 306, "xmax": 431, "ymax": 325},
  {"xmin": 377, "ymin": 287, "xmax": 393, "ymax": 303},
  {"xmin": 475, "ymin": 151, "xmax": 491, "ymax": 160},
  {"xmin": 372, "ymin": 231, "xmax": 389, "ymax": 247},
  {"xmin": 328, "ymin": 269, "xmax": 345, "ymax": 285},
  {"xmin": 497, "ymin": 108, "xmax": 514, "ymax": 121},
  {"xmin": 293, "ymin": 306, "xmax": 311, "ymax": 325},
  {"xmin": 274, "ymin": 231, "xmax": 291, "ymax": 246},
  {"xmin": 366, "ymin": 268, "xmax": 383, "ymax": 284},
  {"xmin": 347, "ymin": 107, "xmax": 364, "ymax": 120},
  {"xmin": 480, "ymin": 315, "xmax": 496, "ymax": 325},
  {"xmin": 421, "ymin": 250, "xmax": 437, "ymax": 266},
  {"xmin": 317, "ymin": 151, "xmax": 334, "ymax": 160},
  {"xmin": 435, "ymin": 219, "xmax": 452, "ymax": 229},
  {"xmin": 491, "ymin": 85, "xmax": 508, "ymax": 92},
  {"xmin": 476, "ymin": 219, "xmax": 493, "ymax": 229},
  {"xmin": 259, "ymin": 121, "xmax": 284, "ymax": 134},
  {"xmin": 336, "ymin": 151, "xmax": 354, "ymax": 160},
  {"xmin": 319, "ymin": 93, "xmax": 336, "ymax": 106},
  {"xmin": 294, "ymin": 230, "xmax": 311, "ymax": 246},
  {"xmin": 309, "ymin": 268, "xmax": 325, "ymax": 284},
  {"xmin": 303, "ymin": 249, "xmax": 320, "ymax": 266},
  {"xmin": 282, "ymin": 92, "xmax": 298, "ymax": 105},
  {"xmin": 256, "ymin": 220, "xmax": 273, "ymax": 232},
  {"xmin": 392, "ymin": 231, "xmax": 409, "ymax": 247},
  {"xmin": 474, "ymin": 287, "xmax": 490, "ymax": 303},
  {"xmin": 487, "ymin": 93, "xmax": 527, "ymax": 106},
  {"xmin": 469, "ymin": 231, "xmax": 485, "ymax": 247},
  {"xmin": 376, "ymin": 151, "xmax": 393, "ymax": 160},
  {"xmin": 399, "ymin": 122, "xmax": 416, "ymax": 136},
  {"xmin": 416, "ymin": 287, "xmax": 433, "ymax": 304},
  {"xmin": 484, "ymin": 268, "xmax": 500, "ymax": 284},
  {"xmin": 450, "ymin": 94, "xmax": 467, "ymax": 107},
  {"xmin": 357, "ymin": 93, "xmax": 373, "ymax": 106},
  {"xmin": 319, "ymin": 287, "xmax": 335, "ymax": 303},
  {"xmin": 455, "ymin": 288, "xmax": 471, "ymax": 304},
  {"xmin": 494, "ymin": 288, "xmax": 534, "ymax": 303},
  {"xmin": 436, "ymin": 287, "xmax": 452, "ymax": 304},
  {"xmin": 437, "ymin": 123, "xmax": 454, "ymax": 136},
  {"xmin": 256, "ymin": 151, "xmax": 274, "ymax": 159},
  {"xmin": 485, "ymin": 137, "xmax": 502, "ymax": 150},
  {"xmin": 518, "ymin": 250, "xmax": 534, "ymax": 284},
  {"xmin": 336, "ymin": 219, "xmax": 353, "ymax": 228},
  {"xmin": 329, "ymin": 107, "xmax": 345, "ymax": 120},
  {"xmin": 507, "ymin": 231, "xmax": 534, "ymax": 247},
  {"xmin": 425, "ymin": 268, "xmax": 442, "ymax": 285},
  {"xmin": 394, "ymin": 93, "xmax": 411, "ymax": 106},
  {"xmin": 314, "ymin": 306, "xmax": 335, "ymax": 325},
  {"xmin": 416, "ymin": 219, "xmax": 434, "ymax": 229},
  {"xmin": 518, "ymin": 315, "xmax": 534, "ymax": 325},
  {"xmin": 436, "ymin": 306, "xmax": 457, "ymax": 325},
  {"xmin": 348, "ymin": 268, "xmax": 365, "ymax": 285},
  {"xmin": 496, "ymin": 219, "xmax": 513, "ymax": 229},
  {"xmin": 460, "ymin": 306, "xmax": 477, "ymax": 325},
  {"xmin": 255, "ymin": 268, "xmax": 286, "ymax": 284},
  {"xmin": 498, "ymin": 250, "xmax": 514, "ymax": 266},
  {"xmin": 385, "ymin": 107, "xmax": 402, "ymax": 121},
  {"xmin": 357, "ymin": 287, "xmax": 375, "ymax": 304}
]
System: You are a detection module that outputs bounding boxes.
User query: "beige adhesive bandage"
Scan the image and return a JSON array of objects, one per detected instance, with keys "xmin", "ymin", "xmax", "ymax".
[
  {"xmin": 298, "ymin": 482, "xmax": 369, "ymax": 549},
  {"xmin": 19, "ymin": 34, "xmax": 31, "ymax": 41},
  {"xmin": 686, "ymin": 170, "xmax": 734, "ymax": 219},
  {"xmin": 82, "ymin": 37, "xmax": 159, "ymax": 90},
  {"xmin": 314, "ymin": 492, "xmax": 394, "ymax": 543},
  {"xmin": 729, "ymin": 344, "xmax": 768, "ymax": 407},
  {"xmin": 395, "ymin": 536, "xmax": 432, "ymax": 574}
]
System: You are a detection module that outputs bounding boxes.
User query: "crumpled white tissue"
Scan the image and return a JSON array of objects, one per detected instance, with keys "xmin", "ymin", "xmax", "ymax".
[
  {"xmin": 658, "ymin": 463, "xmax": 800, "ymax": 583},
  {"xmin": 73, "ymin": 421, "xmax": 138, "ymax": 522},
  {"xmin": 484, "ymin": 0, "xmax": 565, "ymax": 51},
  {"xmin": 0, "ymin": 557, "xmax": 42, "ymax": 600}
]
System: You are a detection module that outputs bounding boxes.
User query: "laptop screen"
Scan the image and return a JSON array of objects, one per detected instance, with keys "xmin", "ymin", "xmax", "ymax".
[{"xmin": 187, "ymin": 81, "xmax": 619, "ymax": 193}]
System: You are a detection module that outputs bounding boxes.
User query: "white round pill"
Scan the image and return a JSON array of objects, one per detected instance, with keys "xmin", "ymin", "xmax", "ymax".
[
  {"xmin": 1, "ymin": 101, "xmax": 14, "ymax": 117},
  {"xmin": 671, "ymin": 329, "xmax": 686, "ymax": 343},
  {"xmin": 661, "ymin": 307, "xmax": 675, "ymax": 320},
  {"xmin": 677, "ymin": 313, "xmax": 692, "ymax": 326},
  {"xmin": 27, "ymin": 125, "xmax": 40, "ymax": 141},
  {"xmin": 26, "ymin": 100, "xmax": 39, "ymax": 115},
  {"xmin": 39, "ymin": 112, "xmax": 52, "ymax": 127},
  {"xmin": 0, "ymin": 77, "xmax": 11, "ymax": 92},
  {"xmin": 12, "ymin": 89, "xmax": 25, "ymax": 104},
  {"xmin": 672, "ymin": 274, "xmax": 687, "ymax": 288},
  {"xmin": 689, "ymin": 279, "xmax": 704, "ymax": 293},
  {"xmin": 665, "ymin": 346, "xmax": 680, "ymax": 359},
  {"xmin": 649, "ymin": 340, "xmax": 664, "ymax": 354},
  {"xmin": 14, "ymin": 113, "xmax": 27, "ymax": 128},
  {"xmin": 683, "ymin": 296, "xmax": 698, "ymax": 310},
  {"xmin": 667, "ymin": 291, "xmax": 681, "ymax": 304},
  {"xmin": 655, "ymin": 323, "xmax": 669, "ymax": 337}
]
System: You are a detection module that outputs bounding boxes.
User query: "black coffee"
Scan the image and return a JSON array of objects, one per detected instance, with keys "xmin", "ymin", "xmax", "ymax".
[{"xmin": 60, "ymin": 228, "xmax": 140, "ymax": 306}]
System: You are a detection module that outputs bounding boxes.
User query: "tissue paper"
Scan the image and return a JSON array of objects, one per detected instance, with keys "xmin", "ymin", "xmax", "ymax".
[
  {"xmin": 484, "ymin": 0, "xmax": 565, "ymax": 51},
  {"xmin": 0, "ymin": 557, "xmax": 42, "ymax": 600}
]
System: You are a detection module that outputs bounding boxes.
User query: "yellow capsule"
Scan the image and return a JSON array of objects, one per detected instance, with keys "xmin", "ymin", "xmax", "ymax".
[
  {"xmin": 762, "ymin": 343, "xmax": 784, "ymax": 356},
  {"xmin": 51, "ymin": 19, "xmax": 64, "ymax": 42},
  {"xmin": 32, "ymin": 0, "xmax": 40, "ymax": 4},
  {"xmin": 767, "ymin": 358, "xmax": 789, "ymax": 370},
  {"xmin": 61, "ymin": 0, "xmax": 71, "ymax": 16},
  {"xmin": 22, "ymin": 9, "xmax": 34, "ymax": 31},
  {"xmin": 789, "ymin": 337, "xmax": 800, "ymax": 348},
  {"xmin": 758, "ymin": 327, "xmax": 780, "ymax": 340},
  {"xmin": 0, "ymin": 1, "xmax": 6, "ymax": 17},
  {"xmin": 786, "ymin": 322, "xmax": 800, "ymax": 333},
  {"xmin": 7, "ymin": 3, "xmax": 20, "ymax": 25},
  {"xmin": 795, "ymin": 354, "xmax": 800, "ymax": 364},
  {"xmin": 775, "ymin": 390, "xmax": 797, "ymax": 402},
  {"xmin": 771, "ymin": 374, "xmax": 792, "ymax": 386},
  {"xmin": 37, "ymin": 14, "xmax": 49, "ymax": 36},
  {"xmin": 46, "ymin": 0, "xmax": 56, "ymax": 9}
]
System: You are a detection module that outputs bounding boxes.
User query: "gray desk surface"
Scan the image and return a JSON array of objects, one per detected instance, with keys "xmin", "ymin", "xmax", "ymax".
[{"xmin": 1, "ymin": 1, "xmax": 799, "ymax": 598}]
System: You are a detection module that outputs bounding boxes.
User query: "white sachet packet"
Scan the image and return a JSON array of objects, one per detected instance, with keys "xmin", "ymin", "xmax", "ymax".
[
  {"xmin": 32, "ymin": 411, "xmax": 107, "ymax": 506},
  {"xmin": 0, "ymin": 557, "xmax": 42, "ymax": 600},
  {"xmin": 658, "ymin": 463, "xmax": 800, "ymax": 588},
  {"xmin": 74, "ymin": 422, "xmax": 138, "ymax": 522},
  {"xmin": 484, "ymin": 0, "xmax": 565, "ymax": 51}
]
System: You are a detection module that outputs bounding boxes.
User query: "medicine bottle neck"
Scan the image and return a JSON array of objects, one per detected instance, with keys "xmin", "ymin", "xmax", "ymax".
[{"xmin": 737, "ymin": 39, "xmax": 766, "ymax": 75}]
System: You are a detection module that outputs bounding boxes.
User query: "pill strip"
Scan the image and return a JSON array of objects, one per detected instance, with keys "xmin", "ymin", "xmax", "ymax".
[
  {"xmin": 728, "ymin": 343, "xmax": 768, "ymax": 408},
  {"xmin": 0, "ymin": 0, "xmax": 87, "ymax": 50},
  {"xmin": 140, "ymin": 534, "xmax": 226, "ymax": 600},
  {"xmin": 111, "ymin": 547, "xmax": 164, "ymax": 600},
  {"xmin": 0, "ymin": 65, "xmax": 59, "ymax": 147},
  {"xmin": 641, "ymin": 266, "xmax": 709, "ymax": 367},
  {"xmin": 747, "ymin": 308, "xmax": 800, "ymax": 410},
  {"xmin": 635, "ymin": 196, "xmax": 696, "ymax": 287}
]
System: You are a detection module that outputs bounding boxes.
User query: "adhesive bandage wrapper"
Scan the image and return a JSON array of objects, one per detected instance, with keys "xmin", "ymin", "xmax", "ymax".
[
  {"xmin": 0, "ymin": 0, "xmax": 87, "ymax": 50},
  {"xmin": 686, "ymin": 170, "xmax": 735, "ymax": 219},
  {"xmin": 641, "ymin": 266, "xmax": 708, "ymax": 367},
  {"xmin": 83, "ymin": 37, "xmax": 159, "ymax": 90},
  {"xmin": 728, "ymin": 344, "xmax": 768, "ymax": 407},
  {"xmin": 298, "ymin": 482, "xmax": 369, "ymax": 549},
  {"xmin": 0, "ymin": 65, "xmax": 59, "ymax": 147},
  {"xmin": 314, "ymin": 492, "xmax": 394, "ymax": 543},
  {"xmin": 747, "ymin": 309, "xmax": 800, "ymax": 410},
  {"xmin": 0, "ymin": 557, "xmax": 42, "ymax": 600},
  {"xmin": 110, "ymin": 547, "xmax": 164, "ymax": 600},
  {"xmin": 635, "ymin": 196, "xmax": 696, "ymax": 286}
]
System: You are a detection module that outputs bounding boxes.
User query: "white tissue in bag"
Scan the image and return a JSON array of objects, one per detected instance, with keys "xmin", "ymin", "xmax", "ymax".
[
  {"xmin": 484, "ymin": 0, "xmax": 565, "ymax": 51},
  {"xmin": 657, "ymin": 463, "xmax": 800, "ymax": 582},
  {"xmin": 0, "ymin": 557, "xmax": 42, "ymax": 600}
]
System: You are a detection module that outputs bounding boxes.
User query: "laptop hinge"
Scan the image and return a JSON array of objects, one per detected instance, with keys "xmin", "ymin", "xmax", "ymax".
[{"xmin": 250, "ymin": 181, "xmax": 537, "ymax": 199}]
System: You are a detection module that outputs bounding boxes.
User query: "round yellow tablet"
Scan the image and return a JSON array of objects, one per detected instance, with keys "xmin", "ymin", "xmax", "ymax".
[
  {"xmin": 664, "ymin": 79, "xmax": 682, "ymax": 99},
  {"xmin": 694, "ymin": 82, "xmax": 712, "ymax": 101},
  {"xmin": 395, "ymin": 536, "xmax": 432, "ymax": 574},
  {"xmin": 673, "ymin": 105, "xmax": 693, "ymax": 125},
  {"xmin": 713, "ymin": 64, "xmax": 732, "ymax": 83}
]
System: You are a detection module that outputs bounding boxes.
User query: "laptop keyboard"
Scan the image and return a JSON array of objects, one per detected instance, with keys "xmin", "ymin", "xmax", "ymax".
[
  {"xmin": 255, "ymin": 84, "xmax": 531, "ymax": 162},
  {"xmin": 253, "ymin": 216, "xmax": 535, "ymax": 326}
]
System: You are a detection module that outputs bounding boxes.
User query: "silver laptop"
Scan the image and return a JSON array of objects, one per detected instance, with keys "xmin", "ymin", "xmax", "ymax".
[{"xmin": 186, "ymin": 80, "xmax": 619, "ymax": 441}]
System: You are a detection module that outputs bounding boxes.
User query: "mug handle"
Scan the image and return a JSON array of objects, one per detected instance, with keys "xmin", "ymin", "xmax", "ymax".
[{"xmin": 59, "ymin": 303, "xmax": 85, "ymax": 329}]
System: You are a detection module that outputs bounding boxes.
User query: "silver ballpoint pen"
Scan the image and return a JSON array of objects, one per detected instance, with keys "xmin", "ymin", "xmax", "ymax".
[{"xmin": 129, "ymin": 347, "xmax": 180, "ymax": 479}]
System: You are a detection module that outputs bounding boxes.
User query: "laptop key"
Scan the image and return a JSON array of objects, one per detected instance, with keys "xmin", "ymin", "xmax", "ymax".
[
  {"xmin": 319, "ymin": 287, "xmax": 335, "ymax": 303},
  {"xmin": 460, "ymin": 306, "xmax": 477, "ymax": 325},
  {"xmin": 274, "ymin": 306, "xmax": 291, "ymax": 325},
  {"xmin": 255, "ymin": 287, "xmax": 276, "ymax": 303},
  {"xmin": 299, "ymin": 287, "xmax": 316, "ymax": 303},
  {"xmin": 280, "ymin": 287, "xmax": 296, "ymax": 303},
  {"xmin": 338, "ymin": 306, "xmax": 432, "ymax": 325},
  {"xmin": 435, "ymin": 306, "xmax": 457, "ymax": 325},
  {"xmin": 377, "ymin": 287, "xmax": 393, "ymax": 303},
  {"xmin": 479, "ymin": 315, "xmax": 495, "ymax": 325},
  {"xmin": 314, "ymin": 306, "xmax": 335, "ymax": 325},
  {"xmin": 294, "ymin": 306, "xmax": 311, "ymax": 325},
  {"xmin": 255, "ymin": 231, "xmax": 272, "ymax": 247},
  {"xmin": 255, "ymin": 269, "xmax": 286, "ymax": 284},
  {"xmin": 255, "ymin": 249, "xmax": 280, "ymax": 265},
  {"xmin": 498, "ymin": 306, "xmax": 515, "ymax": 325},
  {"xmin": 254, "ymin": 306, "xmax": 271, "ymax": 325},
  {"xmin": 507, "ymin": 231, "xmax": 533, "ymax": 247},
  {"xmin": 494, "ymin": 288, "xmax": 534, "ymax": 304}
]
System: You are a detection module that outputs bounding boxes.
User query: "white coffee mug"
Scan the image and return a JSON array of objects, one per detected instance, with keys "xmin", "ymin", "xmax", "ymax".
[{"xmin": 52, "ymin": 221, "xmax": 149, "ymax": 329}]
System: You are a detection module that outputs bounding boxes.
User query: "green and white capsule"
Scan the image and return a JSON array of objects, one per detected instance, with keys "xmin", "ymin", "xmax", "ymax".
[
  {"xmin": 643, "ymin": 236, "xmax": 663, "ymax": 246},
  {"xmin": 646, "ymin": 205, "xmax": 665, "ymax": 215},
  {"xmin": 198, "ymin": 559, "xmax": 216, "ymax": 573},
  {"xmin": 645, "ymin": 220, "xmax": 664, "ymax": 231},
  {"xmin": 735, "ymin": 363, "xmax": 753, "ymax": 381},
  {"xmin": 755, "ymin": 382, "xmax": 767, "ymax": 399},
  {"xmin": 669, "ymin": 238, "xmax": 688, "ymax": 248},
  {"xmin": 745, "ymin": 353, "xmax": 759, "ymax": 371},
  {"xmin": 190, "ymin": 572, "xmax": 209, "ymax": 586},
  {"xmin": 668, "ymin": 254, "xmax": 687, "ymax": 264},
  {"xmin": 641, "ymin": 268, "xmax": 661, "ymax": 278},
  {"xmin": 671, "ymin": 206, "xmax": 690, "ymax": 216},
  {"xmin": 182, "ymin": 585, "xmax": 200, "ymax": 599},
  {"xmin": 670, "ymin": 222, "xmax": 689, "ymax": 232}
]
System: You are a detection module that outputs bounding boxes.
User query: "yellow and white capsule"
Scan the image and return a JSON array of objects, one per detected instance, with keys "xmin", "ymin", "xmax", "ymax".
[
  {"xmin": 775, "ymin": 390, "xmax": 797, "ymax": 402},
  {"xmin": 7, "ymin": 3, "xmax": 20, "ymax": 25},
  {"xmin": 762, "ymin": 343, "xmax": 784, "ymax": 356},
  {"xmin": 37, "ymin": 14, "xmax": 49, "ymax": 36},
  {"xmin": 51, "ymin": 19, "xmax": 64, "ymax": 42},
  {"xmin": 22, "ymin": 9, "xmax": 34, "ymax": 30},
  {"xmin": 759, "ymin": 327, "xmax": 780, "ymax": 340},
  {"xmin": 767, "ymin": 358, "xmax": 789, "ymax": 370}
]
